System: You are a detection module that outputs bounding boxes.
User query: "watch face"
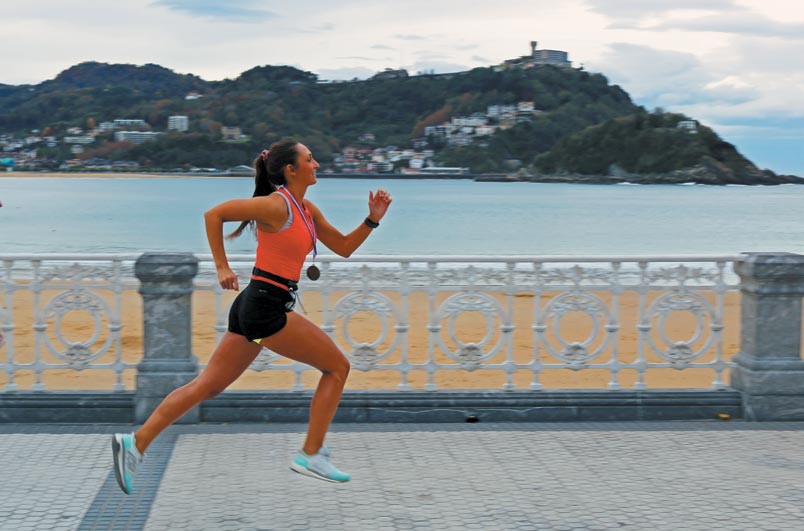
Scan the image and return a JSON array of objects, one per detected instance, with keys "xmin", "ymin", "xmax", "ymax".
[{"xmin": 306, "ymin": 265, "xmax": 321, "ymax": 281}]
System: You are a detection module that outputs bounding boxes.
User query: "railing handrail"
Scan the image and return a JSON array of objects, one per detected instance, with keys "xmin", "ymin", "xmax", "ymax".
[{"xmin": 1, "ymin": 253, "xmax": 746, "ymax": 263}]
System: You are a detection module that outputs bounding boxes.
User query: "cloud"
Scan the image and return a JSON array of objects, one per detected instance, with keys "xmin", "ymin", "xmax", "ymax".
[
  {"xmin": 299, "ymin": 22, "xmax": 336, "ymax": 34},
  {"xmin": 649, "ymin": 12, "xmax": 804, "ymax": 39},
  {"xmin": 150, "ymin": 0, "xmax": 277, "ymax": 21},
  {"xmin": 336, "ymin": 56, "xmax": 389, "ymax": 62},
  {"xmin": 590, "ymin": 43, "xmax": 715, "ymax": 105},
  {"xmin": 583, "ymin": 0, "xmax": 739, "ymax": 25},
  {"xmin": 371, "ymin": 44, "xmax": 395, "ymax": 50},
  {"xmin": 394, "ymin": 34, "xmax": 426, "ymax": 40},
  {"xmin": 471, "ymin": 55, "xmax": 491, "ymax": 63}
]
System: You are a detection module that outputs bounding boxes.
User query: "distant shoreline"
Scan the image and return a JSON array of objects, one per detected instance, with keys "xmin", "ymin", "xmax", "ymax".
[
  {"xmin": 0, "ymin": 171, "xmax": 496, "ymax": 180},
  {"xmin": 3, "ymin": 171, "xmax": 802, "ymax": 185}
]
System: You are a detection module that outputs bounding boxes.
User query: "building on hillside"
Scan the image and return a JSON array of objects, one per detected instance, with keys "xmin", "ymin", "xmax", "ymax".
[
  {"xmin": 531, "ymin": 41, "xmax": 572, "ymax": 67},
  {"xmin": 63, "ymin": 136, "xmax": 95, "ymax": 144},
  {"xmin": 367, "ymin": 160, "xmax": 393, "ymax": 172},
  {"xmin": 168, "ymin": 115, "xmax": 189, "ymax": 132},
  {"xmin": 498, "ymin": 41, "xmax": 572, "ymax": 70},
  {"xmin": 373, "ymin": 68, "xmax": 409, "ymax": 80},
  {"xmin": 114, "ymin": 119, "xmax": 148, "ymax": 128},
  {"xmin": 677, "ymin": 120, "xmax": 699, "ymax": 133},
  {"xmin": 114, "ymin": 131, "xmax": 161, "ymax": 144},
  {"xmin": 475, "ymin": 125, "xmax": 496, "ymax": 136},
  {"xmin": 487, "ymin": 104, "xmax": 517, "ymax": 118},
  {"xmin": 412, "ymin": 137, "xmax": 428, "ymax": 149},
  {"xmin": 221, "ymin": 126, "xmax": 242, "ymax": 140}
]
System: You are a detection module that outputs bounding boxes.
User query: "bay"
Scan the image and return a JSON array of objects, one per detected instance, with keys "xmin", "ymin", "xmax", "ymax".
[{"xmin": 1, "ymin": 177, "xmax": 803, "ymax": 256}]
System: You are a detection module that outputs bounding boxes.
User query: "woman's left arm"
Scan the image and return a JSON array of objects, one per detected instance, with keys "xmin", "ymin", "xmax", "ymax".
[{"xmin": 307, "ymin": 189, "xmax": 392, "ymax": 258}]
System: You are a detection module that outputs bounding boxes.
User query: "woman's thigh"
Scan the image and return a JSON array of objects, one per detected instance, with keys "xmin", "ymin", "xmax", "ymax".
[
  {"xmin": 196, "ymin": 331, "xmax": 263, "ymax": 390},
  {"xmin": 260, "ymin": 312, "xmax": 347, "ymax": 373}
]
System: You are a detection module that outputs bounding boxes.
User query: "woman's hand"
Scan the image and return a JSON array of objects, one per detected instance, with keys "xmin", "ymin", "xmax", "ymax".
[
  {"xmin": 217, "ymin": 266, "xmax": 239, "ymax": 291},
  {"xmin": 368, "ymin": 189, "xmax": 392, "ymax": 223}
]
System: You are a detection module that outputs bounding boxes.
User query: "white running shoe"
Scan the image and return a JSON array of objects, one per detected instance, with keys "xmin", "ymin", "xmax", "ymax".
[
  {"xmin": 290, "ymin": 448, "xmax": 351, "ymax": 483},
  {"xmin": 112, "ymin": 432, "xmax": 143, "ymax": 494}
]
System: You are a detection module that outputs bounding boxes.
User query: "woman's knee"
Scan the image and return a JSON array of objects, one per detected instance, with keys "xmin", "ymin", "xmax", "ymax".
[{"xmin": 326, "ymin": 354, "xmax": 351, "ymax": 381}]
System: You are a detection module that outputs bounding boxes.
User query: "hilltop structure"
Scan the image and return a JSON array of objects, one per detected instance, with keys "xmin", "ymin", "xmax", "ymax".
[{"xmin": 499, "ymin": 41, "xmax": 573, "ymax": 70}]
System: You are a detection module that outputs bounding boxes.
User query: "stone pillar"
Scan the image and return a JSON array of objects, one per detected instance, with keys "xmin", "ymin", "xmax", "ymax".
[
  {"xmin": 731, "ymin": 253, "xmax": 804, "ymax": 420},
  {"xmin": 134, "ymin": 253, "xmax": 200, "ymax": 423}
]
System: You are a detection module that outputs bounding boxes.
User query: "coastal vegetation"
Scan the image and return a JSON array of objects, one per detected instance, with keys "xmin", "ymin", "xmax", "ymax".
[{"xmin": 0, "ymin": 61, "xmax": 799, "ymax": 183}]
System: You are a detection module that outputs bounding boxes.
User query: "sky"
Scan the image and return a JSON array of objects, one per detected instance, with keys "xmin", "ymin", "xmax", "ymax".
[{"xmin": 2, "ymin": 0, "xmax": 803, "ymax": 175}]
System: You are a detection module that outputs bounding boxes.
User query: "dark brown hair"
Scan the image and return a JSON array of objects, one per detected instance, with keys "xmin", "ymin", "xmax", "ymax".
[{"xmin": 227, "ymin": 140, "xmax": 299, "ymax": 239}]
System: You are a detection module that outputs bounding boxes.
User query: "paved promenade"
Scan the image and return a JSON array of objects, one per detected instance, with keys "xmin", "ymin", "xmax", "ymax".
[{"xmin": 2, "ymin": 422, "xmax": 804, "ymax": 530}]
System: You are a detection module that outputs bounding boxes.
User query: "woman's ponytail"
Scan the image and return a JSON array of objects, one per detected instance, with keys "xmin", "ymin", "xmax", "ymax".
[{"xmin": 226, "ymin": 141, "xmax": 298, "ymax": 240}]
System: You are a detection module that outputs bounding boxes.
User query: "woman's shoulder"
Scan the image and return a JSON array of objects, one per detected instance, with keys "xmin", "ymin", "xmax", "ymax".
[{"xmin": 302, "ymin": 197, "xmax": 319, "ymax": 211}]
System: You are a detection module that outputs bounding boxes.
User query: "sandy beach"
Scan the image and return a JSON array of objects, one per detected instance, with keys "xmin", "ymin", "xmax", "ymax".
[
  {"xmin": 0, "ymin": 287, "xmax": 741, "ymax": 391},
  {"xmin": 2, "ymin": 171, "xmax": 744, "ymax": 391}
]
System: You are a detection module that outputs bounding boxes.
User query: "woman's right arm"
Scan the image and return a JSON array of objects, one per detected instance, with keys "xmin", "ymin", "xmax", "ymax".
[{"xmin": 203, "ymin": 195, "xmax": 286, "ymax": 290}]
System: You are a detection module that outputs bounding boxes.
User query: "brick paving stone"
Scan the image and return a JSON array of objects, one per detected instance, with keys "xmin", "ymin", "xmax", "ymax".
[
  {"xmin": 0, "ymin": 435, "xmax": 108, "ymax": 531},
  {"xmin": 5, "ymin": 423, "xmax": 804, "ymax": 530}
]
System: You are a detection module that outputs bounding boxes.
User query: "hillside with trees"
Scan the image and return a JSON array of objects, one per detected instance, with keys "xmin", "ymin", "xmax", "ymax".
[{"xmin": 0, "ymin": 61, "xmax": 798, "ymax": 184}]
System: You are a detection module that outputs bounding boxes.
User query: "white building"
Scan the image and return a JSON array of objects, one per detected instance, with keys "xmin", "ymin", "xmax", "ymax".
[
  {"xmin": 98, "ymin": 122, "xmax": 116, "ymax": 133},
  {"xmin": 114, "ymin": 131, "xmax": 161, "ymax": 144},
  {"xmin": 221, "ymin": 126, "xmax": 242, "ymax": 140},
  {"xmin": 487, "ymin": 104, "xmax": 518, "ymax": 118},
  {"xmin": 452, "ymin": 116, "xmax": 488, "ymax": 127},
  {"xmin": 168, "ymin": 115, "xmax": 189, "ymax": 132},
  {"xmin": 447, "ymin": 135, "xmax": 472, "ymax": 147},
  {"xmin": 113, "ymin": 119, "xmax": 147, "ymax": 128},
  {"xmin": 677, "ymin": 120, "xmax": 698, "ymax": 133},
  {"xmin": 517, "ymin": 102, "xmax": 535, "ymax": 113},
  {"xmin": 367, "ymin": 160, "xmax": 393, "ymax": 172},
  {"xmin": 64, "ymin": 136, "xmax": 95, "ymax": 145}
]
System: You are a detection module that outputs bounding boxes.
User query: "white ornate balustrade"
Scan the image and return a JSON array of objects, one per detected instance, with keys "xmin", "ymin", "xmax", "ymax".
[{"xmin": 0, "ymin": 254, "xmax": 742, "ymax": 392}]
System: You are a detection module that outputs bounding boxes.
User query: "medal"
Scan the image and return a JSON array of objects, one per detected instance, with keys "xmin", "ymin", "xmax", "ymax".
[{"xmin": 280, "ymin": 186, "xmax": 319, "ymax": 281}]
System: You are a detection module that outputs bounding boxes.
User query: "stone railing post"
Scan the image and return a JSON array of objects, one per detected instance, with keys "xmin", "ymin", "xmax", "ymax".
[
  {"xmin": 731, "ymin": 253, "xmax": 804, "ymax": 420},
  {"xmin": 134, "ymin": 253, "xmax": 200, "ymax": 423}
]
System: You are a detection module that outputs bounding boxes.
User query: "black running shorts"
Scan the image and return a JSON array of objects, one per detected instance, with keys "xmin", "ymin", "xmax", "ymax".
[{"xmin": 228, "ymin": 279, "xmax": 294, "ymax": 341}]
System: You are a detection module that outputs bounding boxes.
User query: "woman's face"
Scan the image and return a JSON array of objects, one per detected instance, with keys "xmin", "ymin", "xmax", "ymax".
[{"xmin": 291, "ymin": 143, "xmax": 319, "ymax": 186}]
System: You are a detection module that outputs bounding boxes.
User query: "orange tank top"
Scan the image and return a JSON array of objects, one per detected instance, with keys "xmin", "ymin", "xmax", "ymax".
[{"xmin": 251, "ymin": 187, "xmax": 315, "ymax": 289}]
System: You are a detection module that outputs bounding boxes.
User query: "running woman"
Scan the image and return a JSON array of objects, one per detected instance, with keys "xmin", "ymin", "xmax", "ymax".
[{"xmin": 112, "ymin": 140, "xmax": 392, "ymax": 493}]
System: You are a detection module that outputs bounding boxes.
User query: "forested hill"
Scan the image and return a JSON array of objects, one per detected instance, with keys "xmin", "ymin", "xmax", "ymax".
[
  {"xmin": 0, "ymin": 61, "xmax": 797, "ymax": 183},
  {"xmin": 530, "ymin": 113, "xmax": 803, "ymax": 185}
]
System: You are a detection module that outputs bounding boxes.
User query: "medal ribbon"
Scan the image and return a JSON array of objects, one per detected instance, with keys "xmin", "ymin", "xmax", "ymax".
[{"xmin": 279, "ymin": 186, "xmax": 317, "ymax": 259}]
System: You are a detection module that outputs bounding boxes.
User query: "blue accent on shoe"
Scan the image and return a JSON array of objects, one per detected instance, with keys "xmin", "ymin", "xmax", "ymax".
[
  {"xmin": 112, "ymin": 432, "xmax": 142, "ymax": 495},
  {"xmin": 290, "ymin": 450, "xmax": 351, "ymax": 483}
]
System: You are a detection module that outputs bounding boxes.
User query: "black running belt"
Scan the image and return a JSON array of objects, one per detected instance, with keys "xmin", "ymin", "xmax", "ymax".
[{"xmin": 252, "ymin": 267, "xmax": 299, "ymax": 291}]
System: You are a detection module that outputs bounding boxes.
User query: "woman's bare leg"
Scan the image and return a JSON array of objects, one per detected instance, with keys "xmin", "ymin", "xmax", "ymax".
[
  {"xmin": 134, "ymin": 331, "xmax": 262, "ymax": 453},
  {"xmin": 260, "ymin": 312, "xmax": 350, "ymax": 456}
]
